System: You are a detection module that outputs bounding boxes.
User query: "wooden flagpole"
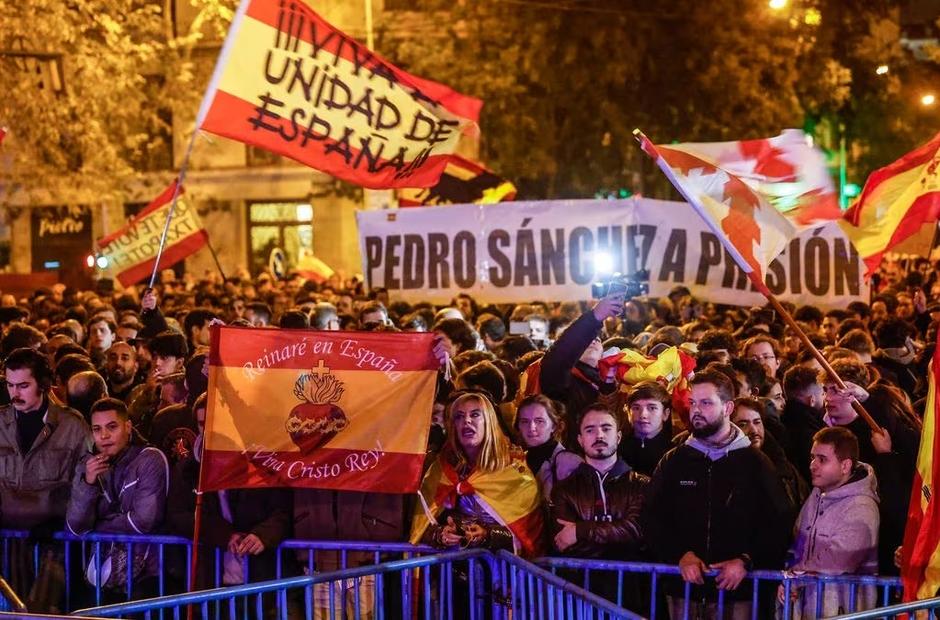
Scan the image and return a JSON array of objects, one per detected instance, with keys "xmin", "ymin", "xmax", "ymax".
[{"xmin": 762, "ymin": 287, "xmax": 879, "ymax": 432}]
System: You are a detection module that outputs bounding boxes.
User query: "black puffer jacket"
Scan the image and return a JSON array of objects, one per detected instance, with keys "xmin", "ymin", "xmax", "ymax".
[
  {"xmin": 645, "ymin": 428, "xmax": 793, "ymax": 599},
  {"xmin": 550, "ymin": 460, "xmax": 649, "ymax": 559}
]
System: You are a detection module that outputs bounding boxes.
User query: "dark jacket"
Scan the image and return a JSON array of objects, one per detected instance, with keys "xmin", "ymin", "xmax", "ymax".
[
  {"xmin": 550, "ymin": 460, "xmax": 648, "ymax": 559},
  {"xmin": 293, "ymin": 488, "xmax": 407, "ymax": 569},
  {"xmin": 619, "ymin": 430, "xmax": 672, "ymax": 477},
  {"xmin": 539, "ymin": 311, "xmax": 616, "ymax": 448},
  {"xmin": 0, "ymin": 401, "xmax": 90, "ymax": 529},
  {"xmin": 167, "ymin": 445, "xmax": 292, "ymax": 586},
  {"xmin": 782, "ymin": 399, "xmax": 825, "ymax": 482},
  {"xmin": 645, "ymin": 427, "xmax": 793, "ymax": 599}
]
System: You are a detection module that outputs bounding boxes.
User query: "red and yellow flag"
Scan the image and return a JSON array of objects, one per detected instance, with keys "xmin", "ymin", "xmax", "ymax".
[
  {"xmin": 203, "ymin": 326, "xmax": 439, "ymax": 493},
  {"xmin": 97, "ymin": 181, "xmax": 208, "ymax": 287},
  {"xmin": 195, "ymin": 0, "xmax": 481, "ymax": 189},
  {"xmin": 840, "ymin": 131, "xmax": 940, "ymax": 277},
  {"xmin": 410, "ymin": 449, "xmax": 545, "ymax": 557},
  {"xmin": 902, "ymin": 333, "xmax": 940, "ymax": 601}
]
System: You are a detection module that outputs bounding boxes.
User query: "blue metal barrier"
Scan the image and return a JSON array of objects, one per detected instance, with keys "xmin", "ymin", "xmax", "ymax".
[
  {"xmin": 74, "ymin": 548, "xmax": 642, "ymax": 620},
  {"xmin": 72, "ymin": 549, "xmax": 505, "ymax": 619},
  {"xmin": 537, "ymin": 557, "xmax": 903, "ymax": 620}
]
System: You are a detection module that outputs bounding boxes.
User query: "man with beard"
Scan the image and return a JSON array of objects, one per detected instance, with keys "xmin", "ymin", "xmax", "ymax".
[
  {"xmin": 645, "ymin": 370, "xmax": 792, "ymax": 620},
  {"xmin": 551, "ymin": 404, "xmax": 649, "ymax": 611},
  {"xmin": 105, "ymin": 342, "xmax": 139, "ymax": 404}
]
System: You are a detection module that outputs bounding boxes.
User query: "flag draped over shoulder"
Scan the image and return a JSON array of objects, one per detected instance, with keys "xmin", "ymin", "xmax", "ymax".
[
  {"xmin": 97, "ymin": 182, "xmax": 208, "ymax": 287},
  {"xmin": 635, "ymin": 129, "xmax": 836, "ymax": 292},
  {"xmin": 398, "ymin": 154, "xmax": 517, "ymax": 206},
  {"xmin": 410, "ymin": 451, "xmax": 544, "ymax": 557},
  {"xmin": 902, "ymin": 335, "xmax": 940, "ymax": 601},
  {"xmin": 840, "ymin": 131, "xmax": 940, "ymax": 277},
  {"xmin": 195, "ymin": 0, "xmax": 481, "ymax": 189},
  {"xmin": 204, "ymin": 326, "xmax": 438, "ymax": 493}
]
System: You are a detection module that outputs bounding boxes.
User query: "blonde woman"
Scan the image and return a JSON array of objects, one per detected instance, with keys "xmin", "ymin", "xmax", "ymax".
[{"xmin": 411, "ymin": 391, "xmax": 544, "ymax": 557}]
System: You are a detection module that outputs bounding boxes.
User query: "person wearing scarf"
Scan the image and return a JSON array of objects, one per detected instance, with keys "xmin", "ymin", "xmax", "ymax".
[{"xmin": 410, "ymin": 392, "xmax": 544, "ymax": 557}]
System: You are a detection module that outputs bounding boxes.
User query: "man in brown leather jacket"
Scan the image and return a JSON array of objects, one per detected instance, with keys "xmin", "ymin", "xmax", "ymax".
[
  {"xmin": 550, "ymin": 403, "xmax": 650, "ymax": 610},
  {"xmin": 550, "ymin": 403, "xmax": 649, "ymax": 558}
]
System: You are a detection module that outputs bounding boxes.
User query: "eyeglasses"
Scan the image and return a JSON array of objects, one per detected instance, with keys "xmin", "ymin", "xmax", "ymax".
[{"xmin": 751, "ymin": 353, "xmax": 776, "ymax": 363}]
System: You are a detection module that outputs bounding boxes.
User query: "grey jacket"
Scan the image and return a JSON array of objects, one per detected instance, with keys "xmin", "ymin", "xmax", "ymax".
[
  {"xmin": 0, "ymin": 401, "xmax": 90, "ymax": 529},
  {"xmin": 66, "ymin": 442, "xmax": 169, "ymax": 537},
  {"xmin": 788, "ymin": 462, "xmax": 880, "ymax": 618}
]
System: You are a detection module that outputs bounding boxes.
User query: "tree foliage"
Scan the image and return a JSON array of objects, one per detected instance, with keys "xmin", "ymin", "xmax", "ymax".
[
  {"xmin": 382, "ymin": 0, "xmax": 939, "ymax": 199},
  {"xmin": 0, "ymin": 0, "xmax": 236, "ymax": 205}
]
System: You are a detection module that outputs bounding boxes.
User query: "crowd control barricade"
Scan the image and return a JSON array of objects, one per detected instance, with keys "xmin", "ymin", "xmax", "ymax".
[
  {"xmin": 72, "ymin": 549, "xmax": 506, "ymax": 620},
  {"xmin": 536, "ymin": 557, "xmax": 903, "ymax": 620},
  {"xmin": 74, "ymin": 548, "xmax": 642, "ymax": 620}
]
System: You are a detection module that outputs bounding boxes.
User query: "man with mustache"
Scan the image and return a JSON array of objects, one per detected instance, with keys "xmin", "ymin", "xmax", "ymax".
[
  {"xmin": 550, "ymin": 403, "xmax": 649, "ymax": 611},
  {"xmin": 0, "ymin": 347, "xmax": 89, "ymax": 612},
  {"xmin": 645, "ymin": 369, "xmax": 793, "ymax": 620}
]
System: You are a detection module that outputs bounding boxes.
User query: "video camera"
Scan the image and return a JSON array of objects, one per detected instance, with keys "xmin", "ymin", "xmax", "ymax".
[{"xmin": 591, "ymin": 270, "xmax": 650, "ymax": 300}]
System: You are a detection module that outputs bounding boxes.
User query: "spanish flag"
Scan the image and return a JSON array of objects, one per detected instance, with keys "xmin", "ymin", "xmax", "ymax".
[
  {"xmin": 840, "ymin": 131, "xmax": 940, "ymax": 277},
  {"xmin": 397, "ymin": 155, "xmax": 517, "ymax": 207},
  {"xmin": 194, "ymin": 0, "xmax": 481, "ymax": 189},
  {"xmin": 410, "ymin": 450, "xmax": 545, "ymax": 557},
  {"xmin": 97, "ymin": 181, "xmax": 209, "ymax": 287},
  {"xmin": 203, "ymin": 326, "xmax": 439, "ymax": 493},
  {"xmin": 902, "ymin": 332, "xmax": 940, "ymax": 600}
]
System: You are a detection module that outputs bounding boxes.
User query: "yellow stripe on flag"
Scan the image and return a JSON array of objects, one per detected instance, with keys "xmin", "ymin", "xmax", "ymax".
[
  {"xmin": 838, "ymin": 165, "xmax": 928, "ymax": 255},
  {"xmin": 206, "ymin": 366, "xmax": 436, "ymax": 454}
]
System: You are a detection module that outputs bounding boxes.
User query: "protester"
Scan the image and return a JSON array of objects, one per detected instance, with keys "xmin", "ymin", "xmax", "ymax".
[
  {"xmin": 783, "ymin": 427, "xmax": 879, "ymax": 617},
  {"xmin": 645, "ymin": 370, "xmax": 793, "ymax": 620},
  {"xmin": 66, "ymin": 398, "xmax": 168, "ymax": 601},
  {"xmin": 619, "ymin": 381, "xmax": 674, "ymax": 476},
  {"xmin": 514, "ymin": 394, "xmax": 581, "ymax": 500}
]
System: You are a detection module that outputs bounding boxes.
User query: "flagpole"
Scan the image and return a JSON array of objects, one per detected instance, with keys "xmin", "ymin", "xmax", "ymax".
[
  {"xmin": 205, "ymin": 237, "xmax": 228, "ymax": 284},
  {"xmin": 761, "ymin": 286, "xmax": 879, "ymax": 432},
  {"xmin": 634, "ymin": 128, "xmax": 880, "ymax": 433},
  {"xmin": 147, "ymin": 132, "xmax": 198, "ymax": 289}
]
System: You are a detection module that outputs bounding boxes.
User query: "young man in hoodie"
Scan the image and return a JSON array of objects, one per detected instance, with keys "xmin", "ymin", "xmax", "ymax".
[
  {"xmin": 66, "ymin": 397, "xmax": 169, "ymax": 602},
  {"xmin": 782, "ymin": 427, "xmax": 879, "ymax": 617},
  {"xmin": 645, "ymin": 369, "xmax": 793, "ymax": 620}
]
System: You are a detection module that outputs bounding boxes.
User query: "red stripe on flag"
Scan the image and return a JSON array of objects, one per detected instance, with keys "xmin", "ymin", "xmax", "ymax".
[
  {"xmin": 242, "ymin": 0, "xmax": 481, "ymax": 122},
  {"xmin": 201, "ymin": 447, "xmax": 424, "ymax": 493},
  {"xmin": 210, "ymin": 324, "xmax": 439, "ymax": 371},
  {"xmin": 200, "ymin": 90, "xmax": 455, "ymax": 189},
  {"xmin": 115, "ymin": 230, "xmax": 208, "ymax": 287},
  {"xmin": 844, "ymin": 132, "xmax": 940, "ymax": 226}
]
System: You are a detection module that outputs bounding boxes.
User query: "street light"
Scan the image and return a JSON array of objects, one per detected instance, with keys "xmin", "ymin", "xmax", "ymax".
[
  {"xmin": 769, "ymin": 0, "xmax": 788, "ymax": 9},
  {"xmin": 875, "ymin": 64, "xmax": 889, "ymax": 75},
  {"xmin": 922, "ymin": 94, "xmax": 936, "ymax": 107}
]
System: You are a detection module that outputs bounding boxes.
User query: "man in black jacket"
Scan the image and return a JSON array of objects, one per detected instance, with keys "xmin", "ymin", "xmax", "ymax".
[
  {"xmin": 645, "ymin": 369, "xmax": 793, "ymax": 620},
  {"xmin": 539, "ymin": 293, "xmax": 623, "ymax": 449},
  {"xmin": 781, "ymin": 365, "xmax": 826, "ymax": 481}
]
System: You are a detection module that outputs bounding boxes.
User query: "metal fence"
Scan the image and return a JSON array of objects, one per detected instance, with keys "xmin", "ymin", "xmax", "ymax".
[
  {"xmin": 72, "ymin": 548, "xmax": 642, "ymax": 620},
  {"xmin": 0, "ymin": 529, "xmax": 911, "ymax": 619},
  {"xmin": 536, "ymin": 557, "xmax": 903, "ymax": 620},
  {"xmin": 831, "ymin": 596, "xmax": 940, "ymax": 619}
]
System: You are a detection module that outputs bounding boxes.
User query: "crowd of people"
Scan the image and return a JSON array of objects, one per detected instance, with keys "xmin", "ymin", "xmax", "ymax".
[{"xmin": 0, "ymin": 254, "xmax": 935, "ymax": 618}]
